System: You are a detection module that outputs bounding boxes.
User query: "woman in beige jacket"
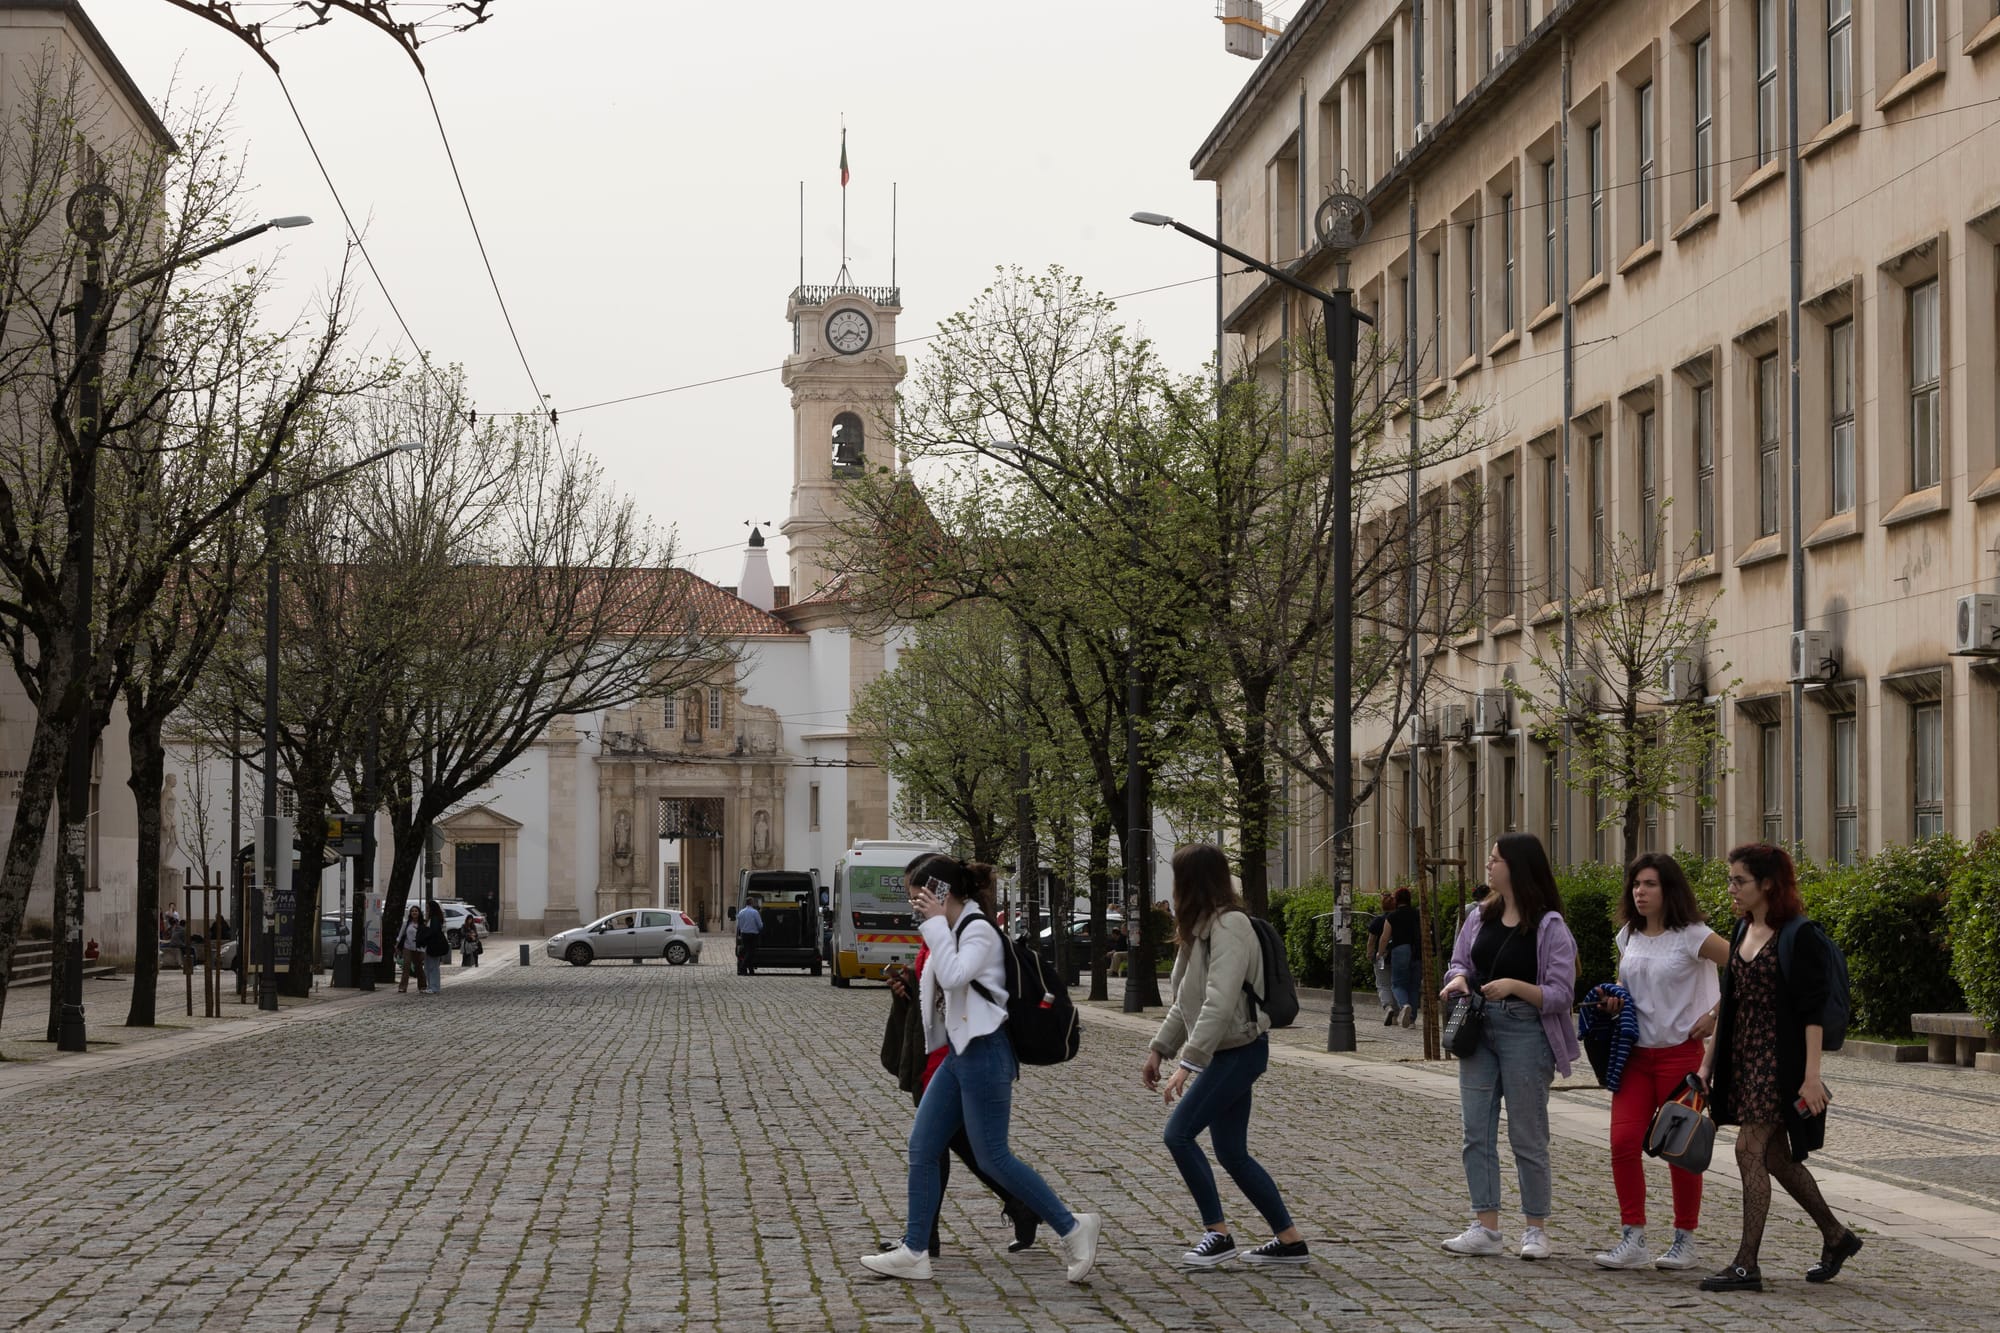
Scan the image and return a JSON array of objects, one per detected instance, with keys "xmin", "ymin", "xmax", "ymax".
[{"xmin": 1145, "ymin": 844, "xmax": 1309, "ymax": 1268}]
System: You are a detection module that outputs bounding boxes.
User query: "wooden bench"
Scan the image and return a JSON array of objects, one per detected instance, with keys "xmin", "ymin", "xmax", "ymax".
[{"xmin": 1909, "ymin": 1013, "xmax": 1994, "ymax": 1067}]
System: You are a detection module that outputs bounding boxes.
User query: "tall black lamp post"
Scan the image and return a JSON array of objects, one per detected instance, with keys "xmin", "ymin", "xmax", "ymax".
[
  {"xmin": 1131, "ymin": 194, "xmax": 1372, "ymax": 1052},
  {"xmin": 257, "ymin": 440, "xmax": 422, "ymax": 1011},
  {"xmin": 57, "ymin": 191, "xmax": 311, "ymax": 1050}
]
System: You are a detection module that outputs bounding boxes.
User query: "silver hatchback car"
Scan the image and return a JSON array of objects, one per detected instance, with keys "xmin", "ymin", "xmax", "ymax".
[{"xmin": 548, "ymin": 909, "xmax": 703, "ymax": 967}]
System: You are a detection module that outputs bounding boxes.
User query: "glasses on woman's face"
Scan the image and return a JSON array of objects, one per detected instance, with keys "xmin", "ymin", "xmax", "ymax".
[{"xmin": 1727, "ymin": 875, "xmax": 1756, "ymax": 889}]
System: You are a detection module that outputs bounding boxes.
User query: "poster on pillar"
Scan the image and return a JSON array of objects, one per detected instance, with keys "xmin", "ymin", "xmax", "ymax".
[{"xmin": 364, "ymin": 897, "xmax": 383, "ymax": 965}]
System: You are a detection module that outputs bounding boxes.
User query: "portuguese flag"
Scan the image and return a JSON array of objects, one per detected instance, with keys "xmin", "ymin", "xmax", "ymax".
[{"xmin": 840, "ymin": 129, "xmax": 849, "ymax": 187}]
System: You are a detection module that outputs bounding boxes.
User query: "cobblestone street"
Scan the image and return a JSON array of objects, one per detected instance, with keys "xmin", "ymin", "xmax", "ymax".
[{"xmin": 2, "ymin": 951, "xmax": 1998, "ymax": 1331}]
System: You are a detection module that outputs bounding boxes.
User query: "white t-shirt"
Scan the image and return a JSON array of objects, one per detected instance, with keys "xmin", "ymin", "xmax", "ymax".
[{"xmin": 1615, "ymin": 923, "xmax": 1721, "ymax": 1048}]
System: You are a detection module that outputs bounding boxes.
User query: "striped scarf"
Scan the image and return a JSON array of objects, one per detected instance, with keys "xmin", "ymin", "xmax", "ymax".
[{"xmin": 1578, "ymin": 982, "xmax": 1640, "ymax": 1092}]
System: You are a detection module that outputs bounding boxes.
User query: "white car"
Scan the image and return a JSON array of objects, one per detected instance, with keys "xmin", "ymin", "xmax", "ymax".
[{"xmin": 548, "ymin": 909, "xmax": 703, "ymax": 967}]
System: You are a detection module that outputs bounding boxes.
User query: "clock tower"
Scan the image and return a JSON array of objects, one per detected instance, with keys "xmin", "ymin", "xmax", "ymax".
[{"xmin": 780, "ymin": 280, "xmax": 906, "ymax": 599}]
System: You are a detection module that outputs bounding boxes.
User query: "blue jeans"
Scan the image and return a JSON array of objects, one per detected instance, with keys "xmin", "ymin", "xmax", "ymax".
[
  {"xmin": 904, "ymin": 1034, "xmax": 1075, "ymax": 1253},
  {"xmin": 1457, "ymin": 998, "xmax": 1555, "ymax": 1218},
  {"xmin": 1389, "ymin": 944, "xmax": 1421, "ymax": 1012},
  {"xmin": 1163, "ymin": 1035, "xmax": 1293, "ymax": 1233},
  {"xmin": 424, "ymin": 955, "xmax": 442, "ymax": 992}
]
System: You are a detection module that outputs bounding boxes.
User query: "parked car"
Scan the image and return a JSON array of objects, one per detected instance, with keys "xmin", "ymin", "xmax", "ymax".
[
  {"xmin": 1028, "ymin": 912, "xmax": 1128, "ymax": 954},
  {"xmin": 547, "ymin": 909, "xmax": 702, "ymax": 967}
]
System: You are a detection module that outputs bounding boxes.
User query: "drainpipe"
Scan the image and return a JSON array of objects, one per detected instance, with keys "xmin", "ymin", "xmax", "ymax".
[
  {"xmin": 1786, "ymin": 0, "xmax": 1807, "ymax": 848},
  {"xmin": 1216, "ymin": 189, "xmax": 1226, "ymax": 401},
  {"xmin": 1406, "ymin": 176, "xmax": 1421, "ymax": 886},
  {"xmin": 1559, "ymin": 31, "xmax": 1576, "ymax": 867}
]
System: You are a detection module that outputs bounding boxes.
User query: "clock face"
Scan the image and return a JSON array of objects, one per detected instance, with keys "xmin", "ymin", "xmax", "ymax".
[{"xmin": 826, "ymin": 308, "xmax": 872, "ymax": 354}]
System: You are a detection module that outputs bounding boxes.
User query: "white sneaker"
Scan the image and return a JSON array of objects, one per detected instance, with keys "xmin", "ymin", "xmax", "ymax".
[
  {"xmin": 1592, "ymin": 1225, "xmax": 1650, "ymax": 1269},
  {"xmin": 1442, "ymin": 1223, "xmax": 1505, "ymax": 1256},
  {"xmin": 1653, "ymin": 1229, "xmax": 1699, "ymax": 1270},
  {"xmin": 1059, "ymin": 1213, "xmax": 1102, "ymax": 1282},
  {"xmin": 1400, "ymin": 1004, "xmax": 1418, "ymax": 1028},
  {"xmin": 1519, "ymin": 1225, "xmax": 1552, "ymax": 1261},
  {"xmin": 859, "ymin": 1244, "xmax": 932, "ymax": 1281}
]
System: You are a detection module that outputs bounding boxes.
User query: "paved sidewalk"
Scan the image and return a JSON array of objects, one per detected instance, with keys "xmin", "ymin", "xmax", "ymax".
[{"xmin": 1, "ymin": 953, "xmax": 1996, "ymax": 1330}]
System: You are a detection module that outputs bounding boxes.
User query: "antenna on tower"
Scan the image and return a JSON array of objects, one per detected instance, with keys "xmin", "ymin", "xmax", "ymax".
[
  {"xmin": 892, "ymin": 181, "xmax": 898, "ymax": 291},
  {"xmin": 798, "ymin": 180, "xmax": 804, "ymax": 287}
]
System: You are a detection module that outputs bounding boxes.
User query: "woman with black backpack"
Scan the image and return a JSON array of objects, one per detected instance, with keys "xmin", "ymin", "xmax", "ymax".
[
  {"xmin": 420, "ymin": 901, "xmax": 450, "ymax": 995},
  {"xmin": 859, "ymin": 857, "xmax": 1101, "ymax": 1285},
  {"xmin": 1695, "ymin": 842, "xmax": 1861, "ymax": 1293},
  {"xmin": 1146, "ymin": 843, "xmax": 1308, "ymax": 1268}
]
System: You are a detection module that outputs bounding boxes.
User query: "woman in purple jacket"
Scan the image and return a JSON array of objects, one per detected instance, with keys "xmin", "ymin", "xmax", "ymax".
[{"xmin": 1438, "ymin": 833, "xmax": 1579, "ymax": 1262}]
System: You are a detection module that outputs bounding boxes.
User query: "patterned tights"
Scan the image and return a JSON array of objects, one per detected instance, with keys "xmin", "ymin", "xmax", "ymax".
[{"xmin": 1730, "ymin": 1122, "xmax": 1843, "ymax": 1270}]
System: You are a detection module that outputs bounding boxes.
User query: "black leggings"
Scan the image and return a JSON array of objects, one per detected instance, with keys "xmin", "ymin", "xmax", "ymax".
[{"xmin": 924, "ymin": 1125, "xmax": 1033, "ymax": 1253}]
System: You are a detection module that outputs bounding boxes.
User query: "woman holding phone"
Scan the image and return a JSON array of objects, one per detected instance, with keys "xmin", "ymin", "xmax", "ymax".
[
  {"xmin": 1696, "ymin": 843, "xmax": 1861, "ymax": 1294},
  {"xmin": 880, "ymin": 854, "xmax": 1038, "ymax": 1259},
  {"xmin": 860, "ymin": 857, "xmax": 1100, "ymax": 1284}
]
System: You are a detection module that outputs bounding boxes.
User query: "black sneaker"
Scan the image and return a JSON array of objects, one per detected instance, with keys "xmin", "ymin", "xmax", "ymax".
[
  {"xmin": 1181, "ymin": 1230, "xmax": 1237, "ymax": 1267},
  {"xmin": 1243, "ymin": 1238, "xmax": 1310, "ymax": 1266},
  {"xmin": 1699, "ymin": 1264, "xmax": 1763, "ymax": 1293}
]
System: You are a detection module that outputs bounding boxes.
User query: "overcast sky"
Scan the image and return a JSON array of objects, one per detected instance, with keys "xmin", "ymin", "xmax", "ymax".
[{"xmin": 89, "ymin": 0, "xmax": 1258, "ymax": 585}]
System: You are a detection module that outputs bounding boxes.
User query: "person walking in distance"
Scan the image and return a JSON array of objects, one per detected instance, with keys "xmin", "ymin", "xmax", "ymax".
[
  {"xmin": 1591, "ymin": 853, "xmax": 1727, "ymax": 1272},
  {"xmin": 1384, "ymin": 887, "xmax": 1423, "ymax": 1028},
  {"xmin": 1146, "ymin": 844, "xmax": 1309, "ymax": 1268},
  {"xmin": 460, "ymin": 912, "xmax": 482, "ymax": 968},
  {"xmin": 1697, "ymin": 843, "xmax": 1862, "ymax": 1294},
  {"xmin": 860, "ymin": 857, "xmax": 1101, "ymax": 1284},
  {"xmin": 421, "ymin": 900, "xmax": 450, "ymax": 995},
  {"xmin": 398, "ymin": 905, "xmax": 426, "ymax": 994},
  {"xmin": 1366, "ymin": 892, "xmax": 1397, "ymax": 1023},
  {"xmin": 1439, "ymin": 833, "xmax": 1579, "ymax": 1261},
  {"xmin": 880, "ymin": 853, "xmax": 1039, "ymax": 1259},
  {"xmin": 735, "ymin": 896, "xmax": 764, "ymax": 976}
]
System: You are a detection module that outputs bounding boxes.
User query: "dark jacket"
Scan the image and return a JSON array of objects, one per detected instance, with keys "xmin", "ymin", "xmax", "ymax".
[
  {"xmin": 1709, "ymin": 916, "xmax": 1832, "ymax": 1161},
  {"xmin": 880, "ymin": 983, "xmax": 929, "ymax": 1104},
  {"xmin": 419, "ymin": 923, "xmax": 450, "ymax": 958}
]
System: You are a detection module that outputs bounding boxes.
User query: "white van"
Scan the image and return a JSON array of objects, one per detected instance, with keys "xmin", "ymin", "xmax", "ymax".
[{"xmin": 827, "ymin": 839, "xmax": 944, "ymax": 988}]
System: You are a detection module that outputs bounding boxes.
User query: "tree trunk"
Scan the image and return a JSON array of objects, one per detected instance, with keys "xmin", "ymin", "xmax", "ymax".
[
  {"xmin": 1231, "ymin": 691, "xmax": 1274, "ymax": 918},
  {"xmin": 1087, "ymin": 813, "xmax": 1110, "ymax": 1002},
  {"xmin": 46, "ymin": 773, "xmax": 82, "ymax": 1044},
  {"xmin": 125, "ymin": 719, "xmax": 168, "ymax": 1026},
  {"xmin": 0, "ymin": 711, "xmax": 68, "ymax": 1038},
  {"xmin": 285, "ymin": 790, "xmax": 329, "ymax": 998}
]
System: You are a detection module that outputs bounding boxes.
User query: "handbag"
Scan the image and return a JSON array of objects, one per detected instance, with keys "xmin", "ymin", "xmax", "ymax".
[
  {"xmin": 1645, "ymin": 1077, "xmax": 1718, "ymax": 1174},
  {"xmin": 1443, "ymin": 992, "xmax": 1487, "ymax": 1056}
]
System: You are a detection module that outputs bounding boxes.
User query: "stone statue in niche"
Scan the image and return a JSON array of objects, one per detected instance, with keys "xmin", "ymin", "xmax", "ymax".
[
  {"xmin": 752, "ymin": 808, "xmax": 773, "ymax": 868},
  {"xmin": 613, "ymin": 808, "xmax": 633, "ymax": 866},
  {"xmin": 684, "ymin": 690, "xmax": 704, "ymax": 744}
]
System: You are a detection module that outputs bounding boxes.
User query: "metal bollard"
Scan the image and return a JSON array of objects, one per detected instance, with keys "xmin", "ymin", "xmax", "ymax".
[{"xmin": 518, "ymin": 943, "xmax": 531, "ymax": 967}]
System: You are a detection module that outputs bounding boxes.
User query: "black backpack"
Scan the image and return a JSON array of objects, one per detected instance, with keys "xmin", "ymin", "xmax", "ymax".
[
  {"xmin": 954, "ymin": 914, "xmax": 1080, "ymax": 1065},
  {"xmin": 1204, "ymin": 912, "xmax": 1300, "ymax": 1029}
]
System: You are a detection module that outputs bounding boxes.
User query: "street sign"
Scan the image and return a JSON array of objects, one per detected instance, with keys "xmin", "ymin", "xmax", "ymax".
[{"xmin": 326, "ymin": 812, "xmax": 366, "ymax": 858}]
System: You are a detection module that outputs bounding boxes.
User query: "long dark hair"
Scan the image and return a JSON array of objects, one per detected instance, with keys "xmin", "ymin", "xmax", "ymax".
[
  {"xmin": 924, "ymin": 856, "xmax": 997, "ymax": 916},
  {"xmin": 1483, "ymin": 832, "xmax": 1564, "ymax": 929},
  {"xmin": 1727, "ymin": 842, "xmax": 1803, "ymax": 926},
  {"xmin": 427, "ymin": 900, "xmax": 445, "ymax": 927},
  {"xmin": 1620, "ymin": 852, "xmax": 1701, "ymax": 930},
  {"xmin": 1171, "ymin": 844, "xmax": 1243, "ymax": 947}
]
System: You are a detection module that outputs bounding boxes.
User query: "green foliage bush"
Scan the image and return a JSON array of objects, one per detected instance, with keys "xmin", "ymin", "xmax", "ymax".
[
  {"xmin": 1949, "ymin": 831, "xmax": 2000, "ymax": 1026},
  {"xmin": 1556, "ymin": 862, "xmax": 1624, "ymax": 1003},
  {"xmin": 1811, "ymin": 837, "xmax": 1964, "ymax": 1037},
  {"xmin": 1281, "ymin": 880, "xmax": 1336, "ymax": 990}
]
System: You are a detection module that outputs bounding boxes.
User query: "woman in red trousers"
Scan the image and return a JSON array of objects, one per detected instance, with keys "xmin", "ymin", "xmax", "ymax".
[{"xmin": 1591, "ymin": 853, "xmax": 1728, "ymax": 1273}]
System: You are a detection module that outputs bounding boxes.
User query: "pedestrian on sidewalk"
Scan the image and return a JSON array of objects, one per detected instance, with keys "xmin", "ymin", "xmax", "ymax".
[
  {"xmin": 1697, "ymin": 843, "xmax": 1862, "ymax": 1294},
  {"xmin": 1145, "ymin": 843, "xmax": 1309, "ymax": 1269},
  {"xmin": 1438, "ymin": 833, "xmax": 1579, "ymax": 1262},
  {"xmin": 860, "ymin": 857, "xmax": 1101, "ymax": 1285},
  {"xmin": 421, "ymin": 900, "xmax": 450, "ymax": 995},
  {"xmin": 1383, "ymin": 887, "xmax": 1422, "ymax": 1029},
  {"xmin": 1366, "ymin": 893, "xmax": 1396, "ymax": 1022},
  {"xmin": 1590, "ymin": 852, "xmax": 1728, "ymax": 1273},
  {"xmin": 398, "ymin": 905, "xmax": 426, "ymax": 993},
  {"xmin": 878, "ymin": 853, "xmax": 1039, "ymax": 1261},
  {"xmin": 735, "ymin": 896, "xmax": 764, "ymax": 976},
  {"xmin": 460, "ymin": 914, "xmax": 482, "ymax": 968}
]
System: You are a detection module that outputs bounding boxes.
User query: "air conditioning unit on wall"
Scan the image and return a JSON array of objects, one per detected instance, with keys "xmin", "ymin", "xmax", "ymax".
[
  {"xmin": 1474, "ymin": 688, "xmax": 1511, "ymax": 735},
  {"xmin": 1440, "ymin": 703, "xmax": 1470, "ymax": 740},
  {"xmin": 1953, "ymin": 594, "xmax": 2000, "ymax": 657},
  {"xmin": 1789, "ymin": 629, "xmax": 1836, "ymax": 683},
  {"xmin": 1662, "ymin": 648, "xmax": 1707, "ymax": 701}
]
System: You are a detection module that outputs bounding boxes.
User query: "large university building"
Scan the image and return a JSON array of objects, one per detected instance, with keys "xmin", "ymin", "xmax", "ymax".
[{"xmin": 1198, "ymin": 0, "xmax": 2000, "ymax": 888}]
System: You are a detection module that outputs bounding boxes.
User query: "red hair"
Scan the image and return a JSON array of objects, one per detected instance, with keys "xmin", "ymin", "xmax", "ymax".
[{"xmin": 1727, "ymin": 842, "xmax": 1803, "ymax": 925}]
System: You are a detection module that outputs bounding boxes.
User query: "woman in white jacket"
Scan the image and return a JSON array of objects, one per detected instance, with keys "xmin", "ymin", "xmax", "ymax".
[{"xmin": 860, "ymin": 857, "xmax": 1102, "ymax": 1284}]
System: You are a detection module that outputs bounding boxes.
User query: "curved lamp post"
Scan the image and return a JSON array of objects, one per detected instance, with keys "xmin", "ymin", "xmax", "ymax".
[{"xmin": 1131, "ymin": 191, "xmax": 1372, "ymax": 1052}]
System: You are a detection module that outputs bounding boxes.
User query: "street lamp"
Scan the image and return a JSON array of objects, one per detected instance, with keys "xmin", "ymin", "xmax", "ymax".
[
  {"xmin": 55, "ymin": 195, "xmax": 312, "ymax": 1051},
  {"xmin": 1131, "ymin": 192, "xmax": 1372, "ymax": 1052},
  {"xmin": 257, "ymin": 439, "xmax": 423, "ymax": 1011}
]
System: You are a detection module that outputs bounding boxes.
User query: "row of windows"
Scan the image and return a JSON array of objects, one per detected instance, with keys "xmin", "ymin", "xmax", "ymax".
[{"xmin": 1360, "ymin": 687, "xmax": 1961, "ymax": 875}]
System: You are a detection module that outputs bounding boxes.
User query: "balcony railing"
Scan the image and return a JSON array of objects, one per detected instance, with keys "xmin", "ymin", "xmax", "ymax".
[{"xmin": 791, "ymin": 283, "xmax": 901, "ymax": 308}]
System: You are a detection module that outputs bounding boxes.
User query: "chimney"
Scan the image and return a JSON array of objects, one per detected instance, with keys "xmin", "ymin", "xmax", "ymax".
[{"xmin": 737, "ymin": 527, "xmax": 775, "ymax": 611}]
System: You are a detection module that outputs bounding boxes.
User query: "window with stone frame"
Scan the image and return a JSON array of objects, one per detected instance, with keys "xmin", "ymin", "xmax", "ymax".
[
  {"xmin": 1544, "ymin": 746, "xmax": 1562, "ymax": 859},
  {"xmin": 1830, "ymin": 317, "xmax": 1857, "ymax": 514},
  {"xmin": 1491, "ymin": 458, "xmax": 1520, "ymax": 622},
  {"xmin": 708, "ymin": 687, "xmax": 724, "ymax": 732},
  {"xmin": 1691, "ymin": 30, "xmax": 1714, "ymax": 207},
  {"xmin": 1637, "ymin": 408, "xmax": 1660, "ymax": 569},
  {"xmin": 1541, "ymin": 447, "xmax": 1562, "ymax": 606},
  {"xmin": 1831, "ymin": 712, "xmax": 1859, "ymax": 864},
  {"xmin": 1908, "ymin": 0, "xmax": 1938, "ymax": 70},
  {"xmin": 663, "ymin": 693, "xmax": 676, "ymax": 729},
  {"xmin": 1913, "ymin": 701, "xmax": 1945, "ymax": 838},
  {"xmin": 1588, "ymin": 432, "xmax": 1608, "ymax": 589},
  {"xmin": 1635, "ymin": 79, "xmax": 1656, "ymax": 245},
  {"xmin": 1909, "ymin": 278, "xmax": 1942, "ymax": 491},
  {"xmin": 1828, "ymin": 0, "xmax": 1854, "ymax": 120},
  {"xmin": 1757, "ymin": 352, "xmax": 1782, "ymax": 538},
  {"xmin": 1755, "ymin": 0, "xmax": 1781, "ymax": 167},
  {"xmin": 1760, "ymin": 720, "xmax": 1785, "ymax": 843}
]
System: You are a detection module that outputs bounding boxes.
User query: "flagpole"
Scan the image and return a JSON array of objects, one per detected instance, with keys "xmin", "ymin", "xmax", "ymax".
[
  {"xmin": 892, "ymin": 181, "xmax": 898, "ymax": 293},
  {"xmin": 798, "ymin": 180, "xmax": 804, "ymax": 288}
]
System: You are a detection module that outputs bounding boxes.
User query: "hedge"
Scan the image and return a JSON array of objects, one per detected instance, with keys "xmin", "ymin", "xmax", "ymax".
[{"xmin": 1949, "ymin": 831, "xmax": 2000, "ymax": 1026}]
